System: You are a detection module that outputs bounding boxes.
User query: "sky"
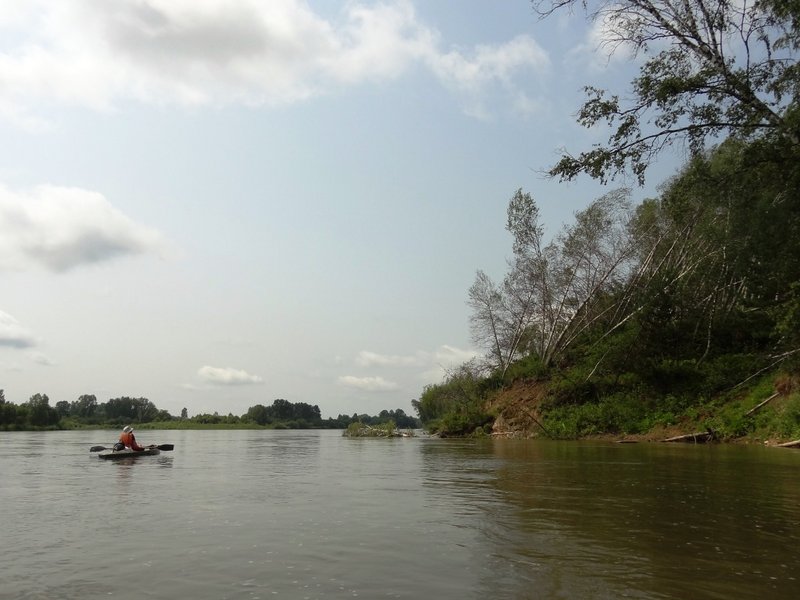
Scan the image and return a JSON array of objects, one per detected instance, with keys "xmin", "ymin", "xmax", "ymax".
[{"xmin": 0, "ymin": 0, "xmax": 681, "ymax": 419}]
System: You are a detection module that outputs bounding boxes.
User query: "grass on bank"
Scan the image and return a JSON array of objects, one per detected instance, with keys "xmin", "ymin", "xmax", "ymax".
[
  {"xmin": 417, "ymin": 350, "xmax": 800, "ymax": 443},
  {"xmin": 539, "ymin": 372, "xmax": 800, "ymax": 442}
]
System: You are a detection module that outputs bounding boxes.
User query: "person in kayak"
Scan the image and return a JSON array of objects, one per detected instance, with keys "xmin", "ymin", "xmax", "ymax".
[{"xmin": 118, "ymin": 425, "xmax": 148, "ymax": 451}]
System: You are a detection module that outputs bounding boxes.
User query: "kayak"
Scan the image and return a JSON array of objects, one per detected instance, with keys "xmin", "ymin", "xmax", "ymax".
[
  {"xmin": 97, "ymin": 447, "xmax": 161, "ymax": 460},
  {"xmin": 90, "ymin": 443, "xmax": 173, "ymax": 458}
]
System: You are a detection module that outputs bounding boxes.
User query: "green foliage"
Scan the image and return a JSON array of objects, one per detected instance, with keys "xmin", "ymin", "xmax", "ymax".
[
  {"xmin": 701, "ymin": 355, "xmax": 769, "ymax": 394},
  {"xmin": 413, "ymin": 363, "xmax": 491, "ymax": 436},
  {"xmin": 190, "ymin": 412, "xmax": 242, "ymax": 425},
  {"xmin": 343, "ymin": 420, "xmax": 401, "ymax": 437},
  {"xmin": 775, "ymin": 282, "xmax": 800, "ymax": 348},
  {"xmin": 538, "ymin": 364, "xmax": 800, "ymax": 442},
  {"xmin": 242, "ymin": 399, "xmax": 322, "ymax": 426},
  {"xmin": 641, "ymin": 360, "xmax": 705, "ymax": 396},
  {"xmin": 0, "ymin": 388, "xmax": 416, "ymax": 432},
  {"xmin": 501, "ymin": 354, "xmax": 548, "ymax": 383},
  {"xmin": 26, "ymin": 393, "xmax": 59, "ymax": 428},
  {"xmin": 737, "ymin": 379, "xmax": 800, "ymax": 441},
  {"xmin": 544, "ymin": 364, "xmax": 600, "ymax": 407},
  {"xmin": 435, "ymin": 409, "xmax": 493, "ymax": 438},
  {"xmin": 465, "ymin": 140, "xmax": 799, "ymax": 438},
  {"xmin": 0, "ymin": 392, "xmax": 58, "ymax": 430},
  {"xmin": 543, "ymin": 392, "xmax": 668, "ymax": 438},
  {"xmin": 245, "ymin": 404, "xmax": 272, "ymax": 426},
  {"xmin": 537, "ymin": 0, "xmax": 800, "ymax": 184},
  {"xmin": 345, "ymin": 421, "xmax": 365, "ymax": 436},
  {"xmin": 70, "ymin": 395, "xmax": 98, "ymax": 420},
  {"xmin": 104, "ymin": 396, "xmax": 160, "ymax": 424},
  {"xmin": 771, "ymin": 397, "xmax": 800, "ymax": 439},
  {"xmin": 426, "ymin": 4, "xmax": 800, "ymax": 441},
  {"xmin": 472, "ymin": 189, "xmax": 637, "ymax": 374}
]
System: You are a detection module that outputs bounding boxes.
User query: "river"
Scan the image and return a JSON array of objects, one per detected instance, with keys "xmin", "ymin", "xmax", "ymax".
[{"xmin": 1, "ymin": 429, "xmax": 798, "ymax": 599}]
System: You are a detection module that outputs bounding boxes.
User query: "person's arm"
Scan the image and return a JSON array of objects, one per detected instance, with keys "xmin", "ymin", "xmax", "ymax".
[{"xmin": 130, "ymin": 435, "xmax": 145, "ymax": 451}]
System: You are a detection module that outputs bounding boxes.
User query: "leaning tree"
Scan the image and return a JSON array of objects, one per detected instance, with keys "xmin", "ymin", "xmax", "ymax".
[{"xmin": 535, "ymin": 0, "xmax": 800, "ymax": 184}]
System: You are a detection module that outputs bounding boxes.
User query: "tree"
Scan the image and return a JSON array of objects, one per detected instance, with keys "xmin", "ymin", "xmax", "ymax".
[
  {"xmin": 246, "ymin": 404, "xmax": 271, "ymax": 425},
  {"xmin": 55, "ymin": 401, "xmax": 70, "ymax": 418},
  {"xmin": 270, "ymin": 399, "xmax": 294, "ymax": 421},
  {"xmin": 71, "ymin": 394, "xmax": 97, "ymax": 419},
  {"xmin": 536, "ymin": 188, "xmax": 637, "ymax": 365},
  {"xmin": 413, "ymin": 361, "xmax": 491, "ymax": 434},
  {"xmin": 181, "ymin": 407, "xmax": 188, "ymax": 420},
  {"xmin": 155, "ymin": 409, "xmax": 173, "ymax": 421},
  {"xmin": 104, "ymin": 396, "xmax": 159, "ymax": 423},
  {"xmin": 627, "ymin": 138, "xmax": 800, "ymax": 359},
  {"xmin": 292, "ymin": 402, "xmax": 321, "ymax": 422},
  {"xmin": 27, "ymin": 393, "xmax": 58, "ymax": 427},
  {"xmin": 0, "ymin": 390, "xmax": 17, "ymax": 427},
  {"xmin": 469, "ymin": 189, "xmax": 638, "ymax": 371},
  {"xmin": 468, "ymin": 270, "xmax": 519, "ymax": 375},
  {"xmin": 468, "ymin": 189, "xmax": 556, "ymax": 375},
  {"xmin": 535, "ymin": 0, "xmax": 800, "ymax": 184}
]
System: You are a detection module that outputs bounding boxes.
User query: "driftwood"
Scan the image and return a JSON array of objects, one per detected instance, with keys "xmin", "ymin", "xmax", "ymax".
[
  {"xmin": 342, "ymin": 424, "xmax": 413, "ymax": 438},
  {"xmin": 745, "ymin": 392, "xmax": 780, "ymax": 417},
  {"xmin": 777, "ymin": 439, "xmax": 800, "ymax": 448},
  {"xmin": 662, "ymin": 430, "xmax": 715, "ymax": 443}
]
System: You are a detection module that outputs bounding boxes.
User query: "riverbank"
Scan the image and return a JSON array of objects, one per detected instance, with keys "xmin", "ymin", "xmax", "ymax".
[{"xmin": 486, "ymin": 371, "xmax": 800, "ymax": 445}]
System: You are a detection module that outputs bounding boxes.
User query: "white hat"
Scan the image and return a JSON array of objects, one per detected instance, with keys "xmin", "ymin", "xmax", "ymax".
[{"xmin": 122, "ymin": 426, "xmax": 133, "ymax": 433}]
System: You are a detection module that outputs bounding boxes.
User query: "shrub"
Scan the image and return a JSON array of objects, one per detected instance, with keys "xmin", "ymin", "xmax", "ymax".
[{"xmin": 502, "ymin": 354, "xmax": 548, "ymax": 383}]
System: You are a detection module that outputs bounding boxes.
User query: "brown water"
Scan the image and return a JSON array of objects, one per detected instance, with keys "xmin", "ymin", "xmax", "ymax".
[{"xmin": 1, "ymin": 430, "xmax": 798, "ymax": 599}]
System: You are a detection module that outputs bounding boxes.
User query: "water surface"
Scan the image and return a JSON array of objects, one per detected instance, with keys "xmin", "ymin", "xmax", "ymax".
[{"xmin": 1, "ymin": 430, "xmax": 798, "ymax": 599}]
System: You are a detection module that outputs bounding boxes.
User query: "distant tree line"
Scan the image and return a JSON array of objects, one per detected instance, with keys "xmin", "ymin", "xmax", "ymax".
[{"xmin": 0, "ymin": 389, "xmax": 420, "ymax": 431}]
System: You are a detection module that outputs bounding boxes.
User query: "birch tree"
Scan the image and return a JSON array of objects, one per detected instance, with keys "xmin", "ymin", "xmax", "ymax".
[
  {"xmin": 469, "ymin": 189, "xmax": 639, "ymax": 372},
  {"xmin": 541, "ymin": 188, "xmax": 638, "ymax": 364},
  {"xmin": 535, "ymin": 0, "xmax": 800, "ymax": 184}
]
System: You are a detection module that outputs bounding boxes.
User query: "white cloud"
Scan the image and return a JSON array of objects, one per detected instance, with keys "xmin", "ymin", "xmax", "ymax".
[
  {"xmin": 355, "ymin": 345, "xmax": 476, "ymax": 370},
  {"xmin": 197, "ymin": 365, "xmax": 264, "ymax": 385},
  {"xmin": 418, "ymin": 345, "xmax": 479, "ymax": 383},
  {"xmin": 564, "ymin": 9, "xmax": 636, "ymax": 71},
  {"xmin": 355, "ymin": 350, "xmax": 423, "ymax": 367},
  {"xmin": 345, "ymin": 345, "xmax": 477, "ymax": 389},
  {"xmin": 427, "ymin": 34, "xmax": 549, "ymax": 119},
  {"xmin": 0, "ymin": 0, "xmax": 549, "ymax": 123},
  {"xmin": 0, "ymin": 183, "xmax": 169, "ymax": 272},
  {"xmin": 433, "ymin": 344, "xmax": 477, "ymax": 365},
  {"xmin": 429, "ymin": 34, "xmax": 549, "ymax": 91},
  {"xmin": 338, "ymin": 375, "xmax": 399, "ymax": 392},
  {"xmin": 0, "ymin": 310, "xmax": 37, "ymax": 348}
]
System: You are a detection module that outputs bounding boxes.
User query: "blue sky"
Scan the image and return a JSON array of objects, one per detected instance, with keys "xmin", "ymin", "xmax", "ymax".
[{"xmin": 0, "ymin": 0, "xmax": 681, "ymax": 418}]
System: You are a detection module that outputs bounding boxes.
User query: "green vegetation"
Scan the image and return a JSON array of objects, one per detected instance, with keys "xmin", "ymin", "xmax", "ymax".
[
  {"xmin": 415, "ymin": 1, "xmax": 800, "ymax": 441},
  {"xmin": 412, "ymin": 363, "xmax": 495, "ymax": 437},
  {"xmin": 535, "ymin": 0, "xmax": 800, "ymax": 186},
  {"xmin": 343, "ymin": 420, "xmax": 414, "ymax": 437},
  {"xmin": 416, "ymin": 138, "xmax": 800, "ymax": 439},
  {"xmin": 0, "ymin": 390, "xmax": 420, "ymax": 432}
]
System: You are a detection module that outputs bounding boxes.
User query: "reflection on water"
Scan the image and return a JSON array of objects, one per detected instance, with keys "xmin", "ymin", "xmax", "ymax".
[
  {"xmin": 109, "ymin": 455, "xmax": 174, "ymax": 468},
  {"xmin": 420, "ymin": 439, "xmax": 800, "ymax": 599},
  {"xmin": 1, "ymin": 430, "xmax": 798, "ymax": 600}
]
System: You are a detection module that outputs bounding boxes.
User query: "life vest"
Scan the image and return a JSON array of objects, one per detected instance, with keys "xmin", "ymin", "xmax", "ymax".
[{"xmin": 119, "ymin": 431, "xmax": 143, "ymax": 450}]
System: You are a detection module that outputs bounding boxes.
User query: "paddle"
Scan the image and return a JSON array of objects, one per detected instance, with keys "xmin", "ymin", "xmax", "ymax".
[{"xmin": 89, "ymin": 444, "xmax": 174, "ymax": 452}]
